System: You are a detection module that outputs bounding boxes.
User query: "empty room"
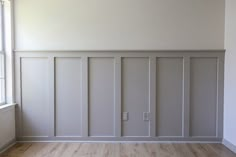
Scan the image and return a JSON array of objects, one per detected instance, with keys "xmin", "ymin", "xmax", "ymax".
[{"xmin": 0, "ymin": 0, "xmax": 236, "ymax": 156}]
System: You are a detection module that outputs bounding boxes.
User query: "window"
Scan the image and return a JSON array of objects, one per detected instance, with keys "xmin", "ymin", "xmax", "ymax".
[
  {"xmin": 0, "ymin": 0, "xmax": 5, "ymax": 105},
  {"xmin": 0, "ymin": 53, "xmax": 5, "ymax": 105}
]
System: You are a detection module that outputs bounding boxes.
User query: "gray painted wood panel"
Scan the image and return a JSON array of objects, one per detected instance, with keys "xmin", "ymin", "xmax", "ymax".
[
  {"xmin": 183, "ymin": 57, "xmax": 190, "ymax": 137},
  {"xmin": 149, "ymin": 57, "xmax": 157, "ymax": 137},
  {"xmin": 156, "ymin": 58, "xmax": 183, "ymax": 137},
  {"xmin": 190, "ymin": 58, "xmax": 218, "ymax": 137},
  {"xmin": 55, "ymin": 58, "xmax": 82, "ymax": 137},
  {"xmin": 217, "ymin": 58, "xmax": 224, "ymax": 138},
  {"xmin": 88, "ymin": 58, "xmax": 115, "ymax": 136},
  {"xmin": 114, "ymin": 57, "xmax": 122, "ymax": 137},
  {"xmin": 15, "ymin": 50, "xmax": 224, "ymax": 141},
  {"xmin": 81, "ymin": 57, "xmax": 89, "ymax": 137},
  {"xmin": 122, "ymin": 58, "xmax": 150, "ymax": 137},
  {"xmin": 48, "ymin": 57, "xmax": 55, "ymax": 137},
  {"xmin": 21, "ymin": 58, "xmax": 49, "ymax": 136}
]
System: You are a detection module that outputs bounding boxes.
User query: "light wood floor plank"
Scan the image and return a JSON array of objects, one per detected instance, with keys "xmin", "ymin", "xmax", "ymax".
[{"xmin": 1, "ymin": 143, "xmax": 235, "ymax": 157}]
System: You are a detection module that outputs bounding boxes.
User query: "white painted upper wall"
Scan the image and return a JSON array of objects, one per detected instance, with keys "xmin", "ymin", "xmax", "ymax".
[
  {"xmin": 14, "ymin": 0, "xmax": 225, "ymax": 50},
  {"xmin": 224, "ymin": 0, "xmax": 236, "ymax": 146}
]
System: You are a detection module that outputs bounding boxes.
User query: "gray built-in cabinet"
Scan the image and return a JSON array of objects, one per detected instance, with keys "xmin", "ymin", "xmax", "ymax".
[{"xmin": 15, "ymin": 50, "xmax": 224, "ymax": 141}]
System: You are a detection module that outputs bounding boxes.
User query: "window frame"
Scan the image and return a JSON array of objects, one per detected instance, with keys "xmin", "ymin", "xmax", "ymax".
[
  {"xmin": 0, "ymin": 52, "xmax": 6, "ymax": 105},
  {"xmin": 0, "ymin": 0, "xmax": 6, "ymax": 105}
]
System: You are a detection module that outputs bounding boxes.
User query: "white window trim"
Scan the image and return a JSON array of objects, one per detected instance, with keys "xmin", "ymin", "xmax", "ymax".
[
  {"xmin": 0, "ymin": 0, "xmax": 7, "ymax": 105},
  {"xmin": 0, "ymin": 103, "xmax": 16, "ymax": 110}
]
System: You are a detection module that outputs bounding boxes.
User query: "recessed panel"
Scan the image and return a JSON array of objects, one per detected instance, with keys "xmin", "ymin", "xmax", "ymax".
[
  {"xmin": 89, "ymin": 58, "xmax": 115, "ymax": 136},
  {"xmin": 122, "ymin": 58, "xmax": 149, "ymax": 136},
  {"xmin": 21, "ymin": 58, "xmax": 49, "ymax": 136},
  {"xmin": 156, "ymin": 58, "xmax": 183, "ymax": 137},
  {"xmin": 190, "ymin": 58, "xmax": 217, "ymax": 137},
  {"xmin": 55, "ymin": 58, "xmax": 82, "ymax": 136}
]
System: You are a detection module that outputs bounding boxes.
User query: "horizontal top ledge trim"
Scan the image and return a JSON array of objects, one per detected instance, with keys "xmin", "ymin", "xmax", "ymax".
[
  {"xmin": 14, "ymin": 49, "xmax": 225, "ymax": 53},
  {"xmin": 0, "ymin": 103, "xmax": 17, "ymax": 110}
]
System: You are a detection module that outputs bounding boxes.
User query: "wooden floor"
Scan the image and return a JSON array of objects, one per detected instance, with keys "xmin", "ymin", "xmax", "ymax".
[{"xmin": 1, "ymin": 143, "xmax": 236, "ymax": 157}]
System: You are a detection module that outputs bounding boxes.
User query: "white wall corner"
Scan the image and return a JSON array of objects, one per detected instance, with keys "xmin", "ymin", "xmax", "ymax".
[
  {"xmin": 0, "ymin": 139, "xmax": 16, "ymax": 154},
  {"xmin": 223, "ymin": 139, "xmax": 236, "ymax": 154}
]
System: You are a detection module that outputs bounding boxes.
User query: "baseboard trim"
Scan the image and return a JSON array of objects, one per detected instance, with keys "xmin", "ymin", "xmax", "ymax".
[
  {"xmin": 223, "ymin": 139, "xmax": 236, "ymax": 154},
  {"xmin": 14, "ymin": 49, "xmax": 226, "ymax": 53},
  {"xmin": 16, "ymin": 136, "xmax": 222, "ymax": 143},
  {"xmin": 17, "ymin": 141, "xmax": 222, "ymax": 144},
  {"xmin": 0, "ymin": 139, "xmax": 16, "ymax": 154}
]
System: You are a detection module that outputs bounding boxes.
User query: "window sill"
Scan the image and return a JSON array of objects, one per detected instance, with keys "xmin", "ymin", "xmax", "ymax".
[{"xmin": 0, "ymin": 103, "xmax": 16, "ymax": 110}]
